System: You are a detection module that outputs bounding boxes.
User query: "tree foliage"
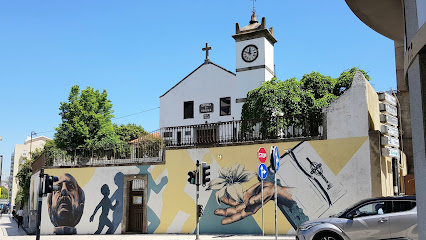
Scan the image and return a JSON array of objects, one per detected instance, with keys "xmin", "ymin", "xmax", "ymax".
[
  {"xmin": 15, "ymin": 158, "xmax": 32, "ymax": 206},
  {"xmin": 114, "ymin": 123, "xmax": 148, "ymax": 142},
  {"xmin": 241, "ymin": 68, "xmax": 370, "ymax": 130},
  {"xmin": 0, "ymin": 186, "xmax": 8, "ymax": 199},
  {"xmin": 54, "ymin": 85, "xmax": 123, "ymax": 154}
]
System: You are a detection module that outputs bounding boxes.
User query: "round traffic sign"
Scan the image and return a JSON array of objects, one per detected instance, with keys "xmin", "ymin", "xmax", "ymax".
[
  {"xmin": 258, "ymin": 147, "xmax": 267, "ymax": 163},
  {"xmin": 258, "ymin": 163, "xmax": 268, "ymax": 179},
  {"xmin": 274, "ymin": 146, "xmax": 280, "ymax": 171}
]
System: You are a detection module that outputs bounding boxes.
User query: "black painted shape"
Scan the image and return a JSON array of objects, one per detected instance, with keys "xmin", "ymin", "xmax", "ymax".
[{"xmin": 90, "ymin": 184, "xmax": 118, "ymax": 234}]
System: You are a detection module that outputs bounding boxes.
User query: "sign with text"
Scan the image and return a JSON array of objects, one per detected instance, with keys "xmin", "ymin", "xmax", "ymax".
[
  {"xmin": 199, "ymin": 103, "xmax": 214, "ymax": 113},
  {"xmin": 381, "ymin": 136, "xmax": 400, "ymax": 148},
  {"xmin": 258, "ymin": 147, "xmax": 267, "ymax": 163},
  {"xmin": 382, "ymin": 147, "xmax": 400, "ymax": 158},
  {"xmin": 381, "ymin": 125, "xmax": 399, "ymax": 137}
]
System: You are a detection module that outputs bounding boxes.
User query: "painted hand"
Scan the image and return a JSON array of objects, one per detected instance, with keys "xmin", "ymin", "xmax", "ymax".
[{"xmin": 214, "ymin": 182, "xmax": 293, "ymax": 225}]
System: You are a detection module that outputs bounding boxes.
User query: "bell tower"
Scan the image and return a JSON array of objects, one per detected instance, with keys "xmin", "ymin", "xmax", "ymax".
[{"xmin": 233, "ymin": 9, "xmax": 277, "ymax": 99}]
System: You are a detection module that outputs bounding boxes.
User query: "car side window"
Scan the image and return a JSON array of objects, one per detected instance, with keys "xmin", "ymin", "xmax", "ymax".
[
  {"xmin": 392, "ymin": 200, "xmax": 416, "ymax": 213},
  {"xmin": 348, "ymin": 201, "xmax": 388, "ymax": 218}
]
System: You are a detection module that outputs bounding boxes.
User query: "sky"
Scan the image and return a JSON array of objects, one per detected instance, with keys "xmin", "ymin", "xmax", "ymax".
[{"xmin": 0, "ymin": 0, "xmax": 397, "ymax": 180}]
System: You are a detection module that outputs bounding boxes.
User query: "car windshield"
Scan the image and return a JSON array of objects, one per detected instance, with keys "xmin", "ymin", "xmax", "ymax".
[{"xmin": 330, "ymin": 200, "xmax": 366, "ymax": 218}]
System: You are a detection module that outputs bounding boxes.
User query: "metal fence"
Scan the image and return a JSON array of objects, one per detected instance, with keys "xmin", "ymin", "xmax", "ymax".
[
  {"xmin": 33, "ymin": 140, "xmax": 164, "ymax": 169},
  {"xmin": 161, "ymin": 112, "xmax": 324, "ymax": 147}
]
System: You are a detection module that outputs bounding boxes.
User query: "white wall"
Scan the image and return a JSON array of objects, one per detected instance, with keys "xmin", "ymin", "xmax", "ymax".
[
  {"xmin": 160, "ymin": 63, "xmax": 237, "ymax": 129},
  {"xmin": 325, "ymin": 72, "xmax": 370, "ymax": 139},
  {"xmin": 417, "ymin": 0, "xmax": 426, "ymax": 29}
]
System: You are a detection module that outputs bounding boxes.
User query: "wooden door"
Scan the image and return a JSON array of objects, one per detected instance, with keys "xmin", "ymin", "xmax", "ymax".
[{"xmin": 128, "ymin": 180, "xmax": 144, "ymax": 232}]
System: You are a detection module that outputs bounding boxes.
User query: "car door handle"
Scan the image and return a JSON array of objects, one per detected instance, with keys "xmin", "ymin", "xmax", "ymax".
[{"xmin": 378, "ymin": 218, "xmax": 388, "ymax": 223}]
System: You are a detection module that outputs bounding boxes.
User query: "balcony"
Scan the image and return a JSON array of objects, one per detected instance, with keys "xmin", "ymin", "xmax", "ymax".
[{"xmin": 161, "ymin": 112, "xmax": 324, "ymax": 147}]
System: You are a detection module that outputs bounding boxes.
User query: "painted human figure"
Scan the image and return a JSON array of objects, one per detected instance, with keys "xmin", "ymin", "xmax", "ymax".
[
  {"xmin": 137, "ymin": 166, "xmax": 168, "ymax": 233},
  {"xmin": 90, "ymin": 184, "xmax": 118, "ymax": 234},
  {"xmin": 214, "ymin": 166, "xmax": 309, "ymax": 229},
  {"xmin": 110, "ymin": 172, "xmax": 124, "ymax": 233},
  {"xmin": 47, "ymin": 173, "xmax": 85, "ymax": 235}
]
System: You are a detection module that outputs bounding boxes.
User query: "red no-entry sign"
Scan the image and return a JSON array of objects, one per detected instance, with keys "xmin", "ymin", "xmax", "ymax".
[{"xmin": 258, "ymin": 147, "xmax": 267, "ymax": 163}]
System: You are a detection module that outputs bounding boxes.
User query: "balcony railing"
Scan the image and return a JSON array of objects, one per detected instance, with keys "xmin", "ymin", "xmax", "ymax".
[
  {"xmin": 161, "ymin": 112, "xmax": 324, "ymax": 147},
  {"xmin": 32, "ymin": 139, "xmax": 164, "ymax": 170}
]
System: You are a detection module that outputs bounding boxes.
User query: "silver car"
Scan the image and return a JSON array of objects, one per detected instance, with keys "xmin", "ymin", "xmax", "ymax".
[{"xmin": 296, "ymin": 196, "xmax": 417, "ymax": 240}]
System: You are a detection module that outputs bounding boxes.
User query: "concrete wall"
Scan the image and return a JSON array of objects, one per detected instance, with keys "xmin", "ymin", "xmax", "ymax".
[
  {"xmin": 34, "ymin": 137, "xmax": 374, "ymax": 235},
  {"xmin": 325, "ymin": 72, "xmax": 369, "ymax": 139}
]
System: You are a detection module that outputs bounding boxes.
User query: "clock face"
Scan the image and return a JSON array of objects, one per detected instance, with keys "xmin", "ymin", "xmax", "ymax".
[{"xmin": 242, "ymin": 45, "xmax": 259, "ymax": 62}]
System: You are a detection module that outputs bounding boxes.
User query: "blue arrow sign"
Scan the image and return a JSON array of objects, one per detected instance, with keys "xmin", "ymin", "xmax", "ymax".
[
  {"xmin": 274, "ymin": 146, "xmax": 280, "ymax": 171},
  {"xmin": 258, "ymin": 163, "xmax": 268, "ymax": 179}
]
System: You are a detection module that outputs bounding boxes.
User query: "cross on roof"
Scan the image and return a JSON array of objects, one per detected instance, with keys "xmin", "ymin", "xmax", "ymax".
[
  {"xmin": 202, "ymin": 43, "xmax": 212, "ymax": 62},
  {"xmin": 251, "ymin": 0, "xmax": 256, "ymax": 10}
]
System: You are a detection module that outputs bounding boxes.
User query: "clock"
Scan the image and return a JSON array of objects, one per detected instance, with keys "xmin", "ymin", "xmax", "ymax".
[{"xmin": 242, "ymin": 44, "xmax": 259, "ymax": 62}]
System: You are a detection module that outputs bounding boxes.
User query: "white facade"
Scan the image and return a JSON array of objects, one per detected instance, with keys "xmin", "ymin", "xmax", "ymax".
[
  {"xmin": 160, "ymin": 12, "xmax": 277, "ymax": 130},
  {"xmin": 10, "ymin": 136, "xmax": 50, "ymax": 208}
]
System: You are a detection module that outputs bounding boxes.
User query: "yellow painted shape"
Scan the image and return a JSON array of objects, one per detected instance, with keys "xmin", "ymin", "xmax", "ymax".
[
  {"xmin": 155, "ymin": 150, "xmax": 198, "ymax": 233},
  {"xmin": 151, "ymin": 165, "xmax": 167, "ymax": 182},
  {"xmin": 44, "ymin": 167, "xmax": 96, "ymax": 188},
  {"xmin": 309, "ymin": 137, "xmax": 368, "ymax": 175}
]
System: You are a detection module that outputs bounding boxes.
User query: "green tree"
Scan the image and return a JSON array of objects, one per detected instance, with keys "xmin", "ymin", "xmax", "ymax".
[
  {"xmin": 15, "ymin": 158, "xmax": 32, "ymax": 206},
  {"xmin": 114, "ymin": 123, "xmax": 148, "ymax": 142},
  {"xmin": 0, "ymin": 186, "xmax": 8, "ymax": 199},
  {"xmin": 54, "ymin": 85, "xmax": 123, "ymax": 155},
  {"xmin": 333, "ymin": 67, "xmax": 370, "ymax": 96},
  {"xmin": 241, "ymin": 68, "xmax": 370, "ymax": 135}
]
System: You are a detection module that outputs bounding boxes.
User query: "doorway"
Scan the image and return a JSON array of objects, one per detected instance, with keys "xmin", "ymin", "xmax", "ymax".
[{"xmin": 122, "ymin": 175, "xmax": 147, "ymax": 234}]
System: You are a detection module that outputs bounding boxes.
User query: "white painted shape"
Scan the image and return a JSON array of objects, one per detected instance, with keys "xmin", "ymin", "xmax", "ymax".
[
  {"xmin": 277, "ymin": 142, "xmax": 346, "ymax": 218},
  {"xmin": 319, "ymin": 140, "xmax": 372, "ymax": 218},
  {"xmin": 166, "ymin": 211, "xmax": 191, "ymax": 233}
]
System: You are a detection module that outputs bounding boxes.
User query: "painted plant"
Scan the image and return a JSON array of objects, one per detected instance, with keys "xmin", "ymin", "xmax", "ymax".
[{"xmin": 207, "ymin": 163, "xmax": 256, "ymax": 204}]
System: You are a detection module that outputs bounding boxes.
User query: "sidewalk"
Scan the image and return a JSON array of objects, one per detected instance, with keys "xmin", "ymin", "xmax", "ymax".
[
  {"xmin": 0, "ymin": 213, "xmax": 295, "ymax": 239},
  {"xmin": 0, "ymin": 214, "xmax": 28, "ymax": 237}
]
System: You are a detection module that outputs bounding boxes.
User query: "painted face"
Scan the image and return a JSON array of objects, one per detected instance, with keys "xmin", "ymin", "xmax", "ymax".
[{"xmin": 48, "ymin": 174, "xmax": 84, "ymax": 227}]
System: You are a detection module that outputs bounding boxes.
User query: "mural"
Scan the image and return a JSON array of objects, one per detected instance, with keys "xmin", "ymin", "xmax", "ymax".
[
  {"xmin": 208, "ymin": 163, "xmax": 308, "ymax": 229},
  {"xmin": 37, "ymin": 137, "xmax": 370, "ymax": 235},
  {"xmin": 89, "ymin": 184, "xmax": 118, "ymax": 234},
  {"xmin": 47, "ymin": 173, "xmax": 85, "ymax": 235},
  {"xmin": 137, "ymin": 166, "xmax": 168, "ymax": 233}
]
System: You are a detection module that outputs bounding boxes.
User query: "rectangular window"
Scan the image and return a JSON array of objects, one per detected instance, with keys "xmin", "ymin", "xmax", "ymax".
[
  {"xmin": 163, "ymin": 132, "xmax": 172, "ymax": 138},
  {"xmin": 22, "ymin": 150, "xmax": 27, "ymax": 156},
  {"xmin": 184, "ymin": 101, "xmax": 194, "ymax": 119},
  {"xmin": 220, "ymin": 97, "xmax": 231, "ymax": 116}
]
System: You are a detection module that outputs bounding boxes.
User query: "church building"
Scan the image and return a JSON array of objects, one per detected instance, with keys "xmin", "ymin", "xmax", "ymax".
[{"xmin": 160, "ymin": 10, "xmax": 276, "ymax": 132}]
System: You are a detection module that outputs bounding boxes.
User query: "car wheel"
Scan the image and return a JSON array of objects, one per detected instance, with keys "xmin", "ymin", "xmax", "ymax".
[{"xmin": 314, "ymin": 232, "xmax": 343, "ymax": 240}]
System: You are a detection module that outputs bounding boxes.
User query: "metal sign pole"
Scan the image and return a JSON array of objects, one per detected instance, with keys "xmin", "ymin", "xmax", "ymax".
[
  {"xmin": 274, "ymin": 171, "xmax": 278, "ymax": 240},
  {"xmin": 261, "ymin": 178, "xmax": 264, "ymax": 236}
]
